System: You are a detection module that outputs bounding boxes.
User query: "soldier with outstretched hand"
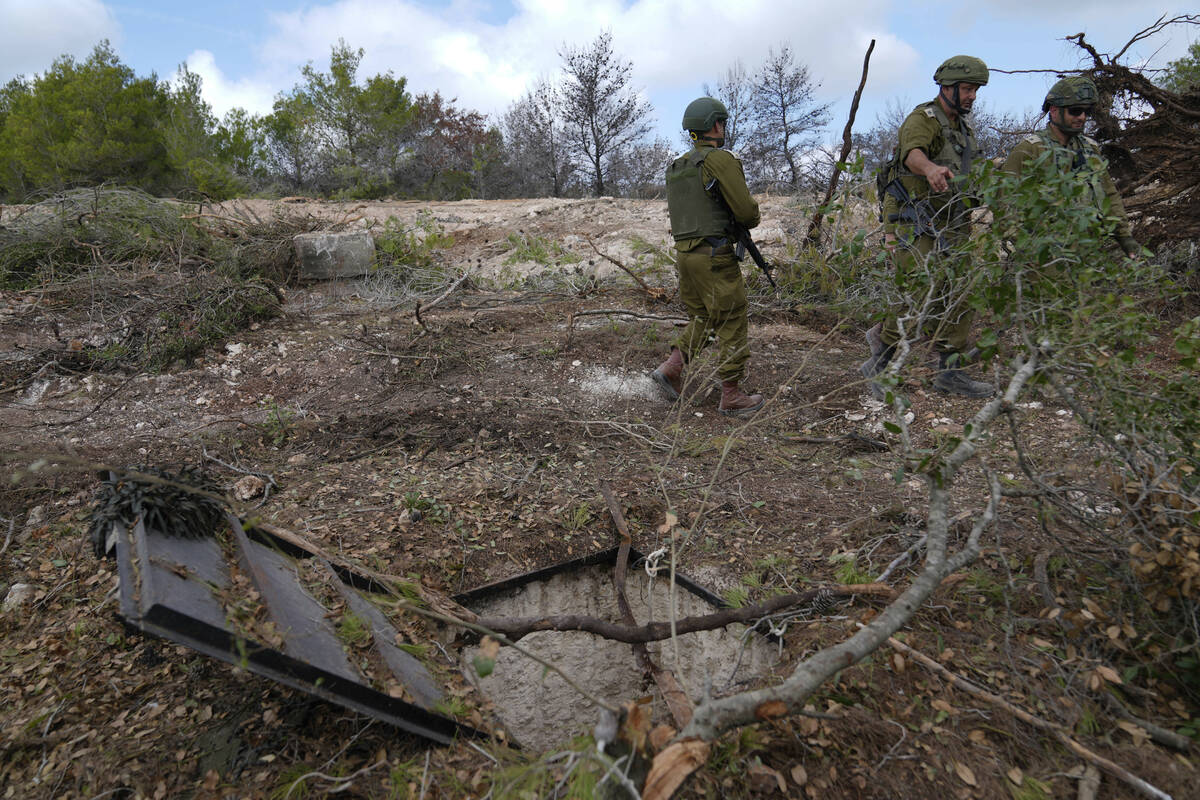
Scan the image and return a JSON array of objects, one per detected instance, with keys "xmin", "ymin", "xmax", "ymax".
[
  {"xmin": 1001, "ymin": 76, "xmax": 1141, "ymax": 257},
  {"xmin": 650, "ymin": 97, "xmax": 764, "ymax": 418},
  {"xmin": 862, "ymin": 55, "xmax": 995, "ymax": 401}
]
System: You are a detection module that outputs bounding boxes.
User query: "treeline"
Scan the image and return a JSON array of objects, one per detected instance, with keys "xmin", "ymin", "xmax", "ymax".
[
  {"xmin": 0, "ymin": 34, "xmax": 834, "ymax": 202},
  {"xmin": 4, "ymin": 33, "xmax": 1196, "ymax": 204}
]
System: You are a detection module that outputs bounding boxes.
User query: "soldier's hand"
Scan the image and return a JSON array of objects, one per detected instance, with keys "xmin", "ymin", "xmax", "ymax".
[
  {"xmin": 921, "ymin": 163, "xmax": 955, "ymax": 193},
  {"xmin": 883, "ymin": 232, "xmax": 898, "ymax": 253}
]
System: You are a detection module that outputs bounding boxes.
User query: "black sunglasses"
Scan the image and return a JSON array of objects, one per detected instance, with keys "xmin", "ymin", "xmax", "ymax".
[{"xmin": 1065, "ymin": 106, "xmax": 1091, "ymax": 117}]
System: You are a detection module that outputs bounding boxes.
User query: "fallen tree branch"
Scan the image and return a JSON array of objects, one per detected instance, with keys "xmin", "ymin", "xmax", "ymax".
[
  {"xmin": 1099, "ymin": 691, "xmax": 1192, "ymax": 753},
  {"xmin": 414, "ymin": 271, "xmax": 471, "ymax": 331},
  {"xmin": 601, "ymin": 481, "xmax": 693, "ymax": 728},
  {"xmin": 880, "ymin": 631, "xmax": 1174, "ymax": 800},
  {"xmin": 583, "ymin": 234, "xmax": 656, "ymax": 295},
  {"xmin": 565, "ymin": 308, "xmax": 687, "ymax": 349},
  {"xmin": 474, "ymin": 583, "xmax": 896, "ymax": 644}
]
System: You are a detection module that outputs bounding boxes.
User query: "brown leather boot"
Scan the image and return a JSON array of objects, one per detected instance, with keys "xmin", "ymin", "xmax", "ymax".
[
  {"xmin": 718, "ymin": 381, "xmax": 764, "ymax": 417},
  {"xmin": 651, "ymin": 347, "xmax": 684, "ymax": 401}
]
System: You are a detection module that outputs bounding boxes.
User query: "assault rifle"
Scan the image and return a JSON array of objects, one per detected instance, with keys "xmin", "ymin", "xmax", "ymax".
[
  {"xmin": 881, "ymin": 178, "xmax": 951, "ymax": 255},
  {"xmin": 731, "ymin": 221, "xmax": 777, "ymax": 289}
]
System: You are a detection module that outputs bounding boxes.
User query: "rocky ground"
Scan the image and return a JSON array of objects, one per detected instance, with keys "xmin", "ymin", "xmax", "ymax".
[{"xmin": 0, "ymin": 196, "xmax": 1194, "ymax": 799}]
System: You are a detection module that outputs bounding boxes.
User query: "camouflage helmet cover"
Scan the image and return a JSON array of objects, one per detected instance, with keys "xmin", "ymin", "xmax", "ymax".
[
  {"xmin": 933, "ymin": 55, "xmax": 989, "ymax": 86},
  {"xmin": 1043, "ymin": 76, "xmax": 1099, "ymax": 112},
  {"xmin": 682, "ymin": 97, "xmax": 729, "ymax": 132}
]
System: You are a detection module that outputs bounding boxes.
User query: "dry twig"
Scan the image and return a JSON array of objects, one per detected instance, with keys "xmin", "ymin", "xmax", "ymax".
[{"xmin": 879, "ymin": 630, "xmax": 1174, "ymax": 800}]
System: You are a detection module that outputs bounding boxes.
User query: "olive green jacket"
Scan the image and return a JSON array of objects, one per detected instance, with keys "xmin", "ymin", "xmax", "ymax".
[
  {"xmin": 882, "ymin": 98, "xmax": 977, "ymax": 237},
  {"xmin": 1000, "ymin": 128, "xmax": 1134, "ymax": 244}
]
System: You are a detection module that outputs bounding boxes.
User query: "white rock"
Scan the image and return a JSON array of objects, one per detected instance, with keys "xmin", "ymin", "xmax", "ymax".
[
  {"xmin": 3, "ymin": 583, "xmax": 35, "ymax": 612},
  {"xmin": 232, "ymin": 475, "xmax": 266, "ymax": 501}
]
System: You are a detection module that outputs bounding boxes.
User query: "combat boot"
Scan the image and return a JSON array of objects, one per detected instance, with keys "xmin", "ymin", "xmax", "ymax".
[
  {"xmin": 859, "ymin": 344, "xmax": 896, "ymax": 401},
  {"xmin": 718, "ymin": 381, "xmax": 764, "ymax": 418},
  {"xmin": 651, "ymin": 347, "xmax": 684, "ymax": 401},
  {"xmin": 932, "ymin": 351, "xmax": 994, "ymax": 398}
]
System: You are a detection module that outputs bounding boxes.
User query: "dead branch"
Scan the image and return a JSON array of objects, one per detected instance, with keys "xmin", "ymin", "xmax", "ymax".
[
  {"xmin": 414, "ymin": 270, "xmax": 471, "ymax": 331},
  {"xmin": 601, "ymin": 481, "xmax": 693, "ymax": 728},
  {"xmin": 565, "ymin": 308, "xmax": 687, "ymax": 350},
  {"xmin": 806, "ymin": 39, "xmax": 874, "ymax": 245},
  {"xmin": 474, "ymin": 583, "xmax": 895, "ymax": 644},
  {"xmin": 785, "ymin": 432, "xmax": 888, "ymax": 451},
  {"xmin": 250, "ymin": 520, "xmax": 479, "ymax": 624},
  {"xmin": 582, "ymin": 234, "xmax": 656, "ymax": 295},
  {"xmin": 1098, "ymin": 691, "xmax": 1192, "ymax": 752},
  {"xmin": 1112, "ymin": 14, "xmax": 1199, "ymax": 63},
  {"xmin": 881, "ymin": 632, "xmax": 1173, "ymax": 800},
  {"xmin": 675, "ymin": 352, "xmax": 1038, "ymax": 740}
]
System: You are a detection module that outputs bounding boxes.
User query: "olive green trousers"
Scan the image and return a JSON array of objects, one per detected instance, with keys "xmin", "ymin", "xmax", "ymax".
[
  {"xmin": 673, "ymin": 246, "xmax": 750, "ymax": 382},
  {"xmin": 879, "ymin": 231, "xmax": 974, "ymax": 354}
]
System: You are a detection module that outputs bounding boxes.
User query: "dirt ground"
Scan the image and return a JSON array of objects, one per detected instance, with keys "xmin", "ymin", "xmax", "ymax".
[{"xmin": 0, "ymin": 196, "xmax": 1194, "ymax": 799}]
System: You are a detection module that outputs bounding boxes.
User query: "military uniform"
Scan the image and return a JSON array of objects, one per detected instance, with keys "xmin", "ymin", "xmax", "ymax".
[
  {"xmin": 665, "ymin": 145, "xmax": 760, "ymax": 382},
  {"xmin": 653, "ymin": 96, "xmax": 765, "ymax": 417},
  {"xmin": 879, "ymin": 99, "xmax": 978, "ymax": 354},
  {"xmin": 1001, "ymin": 129, "xmax": 1137, "ymax": 253},
  {"xmin": 861, "ymin": 54, "xmax": 995, "ymax": 400}
]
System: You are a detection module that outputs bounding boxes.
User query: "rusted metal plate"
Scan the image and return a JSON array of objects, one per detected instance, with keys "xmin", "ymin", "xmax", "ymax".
[{"xmin": 106, "ymin": 506, "xmax": 483, "ymax": 745}]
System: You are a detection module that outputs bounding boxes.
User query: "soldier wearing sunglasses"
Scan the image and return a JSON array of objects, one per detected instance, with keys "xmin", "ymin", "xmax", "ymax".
[{"xmin": 1001, "ymin": 76, "xmax": 1141, "ymax": 257}]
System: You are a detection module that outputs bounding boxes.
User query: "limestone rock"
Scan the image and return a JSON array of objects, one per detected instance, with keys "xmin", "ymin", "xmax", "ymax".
[
  {"xmin": 3, "ymin": 583, "xmax": 35, "ymax": 612},
  {"xmin": 293, "ymin": 231, "xmax": 375, "ymax": 280}
]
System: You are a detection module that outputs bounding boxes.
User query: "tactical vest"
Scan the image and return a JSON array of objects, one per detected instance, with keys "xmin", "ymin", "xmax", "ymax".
[
  {"xmin": 665, "ymin": 147, "xmax": 734, "ymax": 242},
  {"xmin": 896, "ymin": 100, "xmax": 976, "ymax": 186},
  {"xmin": 1032, "ymin": 130, "xmax": 1109, "ymax": 211}
]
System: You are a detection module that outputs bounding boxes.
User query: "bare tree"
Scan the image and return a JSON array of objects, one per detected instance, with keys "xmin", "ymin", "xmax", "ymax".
[
  {"xmin": 747, "ymin": 45, "xmax": 831, "ymax": 191},
  {"xmin": 606, "ymin": 136, "xmax": 675, "ymax": 198},
  {"xmin": 702, "ymin": 60, "xmax": 753, "ymax": 154},
  {"xmin": 501, "ymin": 78, "xmax": 573, "ymax": 197},
  {"xmin": 558, "ymin": 30, "xmax": 653, "ymax": 197}
]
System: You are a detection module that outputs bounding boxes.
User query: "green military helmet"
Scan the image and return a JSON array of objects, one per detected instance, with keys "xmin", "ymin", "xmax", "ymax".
[
  {"xmin": 682, "ymin": 97, "xmax": 729, "ymax": 132},
  {"xmin": 1042, "ymin": 76, "xmax": 1099, "ymax": 111},
  {"xmin": 933, "ymin": 55, "xmax": 989, "ymax": 86}
]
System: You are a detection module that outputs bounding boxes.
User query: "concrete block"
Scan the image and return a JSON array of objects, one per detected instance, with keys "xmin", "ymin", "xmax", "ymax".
[{"xmin": 293, "ymin": 231, "xmax": 375, "ymax": 280}]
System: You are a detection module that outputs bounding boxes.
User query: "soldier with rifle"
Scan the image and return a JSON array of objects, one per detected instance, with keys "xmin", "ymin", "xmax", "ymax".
[
  {"xmin": 861, "ymin": 55, "xmax": 995, "ymax": 400},
  {"xmin": 650, "ymin": 97, "xmax": 766, "ymax": 418}
]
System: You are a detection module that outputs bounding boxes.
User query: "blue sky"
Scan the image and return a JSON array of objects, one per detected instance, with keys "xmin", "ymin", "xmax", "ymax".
[{"xmin": 1, "ymin": 1, "xmax": 1195, "ymax": 145}]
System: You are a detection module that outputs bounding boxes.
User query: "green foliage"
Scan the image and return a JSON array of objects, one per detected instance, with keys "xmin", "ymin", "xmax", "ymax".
[
  {"xmin": 402, "ymin": 491, "xmax": 448, "ymax": 524},
  {"xmin": 484, "ymin": 741, "xmax": 612, "ymax": 799},
  {"xmin": 0, "ymin": 42, "xmax": 251, "ymax": 200},
  {"xmin": 503, "ymin": 232, "xmax": 580, "ymax": 266},
  {"xmin": 1158, "ymin": 41, "xmax": 1200, "ymax": 93},
  {"xmin": 433, "ymin": 696, "xmax": 469, "ymax": 718},
  {"xmin": 0, "ymin": 42, "xmax": 171, "ymax": 199},
  {"xmin": 336, "ymin": 611, "xmax": 370, "ymax": 648},
  {"xmin": 374, "ymin": 212, "xmax": 455, "ymax": 272},
  {"xmin": 830, "ymin": 553, "xmax": 872, "ymax": 585},
  {"xmin": 1009, "ymin": 775, "xmax": 1052, "ymax": 800},
  {"xmin": 561, "ymin": 501, "xmax": 593, "ymax": 532},
  {"xmin": 722, "ymin": 586, "xmax": 750, "ymax": 608},
  {"xmin": 265, "ymin": 39, "xmax": 415, "ymax": 197},
  {"xmin": 258, "ymin": 400, "xmax": 297, "ymax": 447}
]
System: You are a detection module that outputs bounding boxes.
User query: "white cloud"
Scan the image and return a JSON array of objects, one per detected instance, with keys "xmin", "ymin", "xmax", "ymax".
[
  {"xmin": 179, "ymin": 50, "xmax": 278, "ymax": 119},
  {"xmin": 242, "ymin": 0, "xmax": 921, "ymax": 124},
  {"xmin": 0, "ymin": 0, "xmax": 120, "ymax": 82}
]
